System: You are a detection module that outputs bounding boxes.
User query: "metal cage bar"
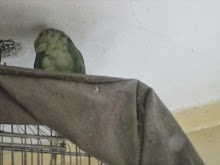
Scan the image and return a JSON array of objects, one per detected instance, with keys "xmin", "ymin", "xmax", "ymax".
[{"xmin": 0, "ymin": 124, "xmax": 105, "ymax": 165}]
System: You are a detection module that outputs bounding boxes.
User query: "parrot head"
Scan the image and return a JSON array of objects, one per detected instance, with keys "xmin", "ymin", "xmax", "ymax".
[{"xmin": 34, "ymin": 28, "xmax": 72, "ymax": 53}]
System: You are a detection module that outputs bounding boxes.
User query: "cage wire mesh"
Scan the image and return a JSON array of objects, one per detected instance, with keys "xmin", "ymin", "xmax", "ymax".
[{"xmin": 0, "ymin": 124, "xmax": 105, "ymax": 165}]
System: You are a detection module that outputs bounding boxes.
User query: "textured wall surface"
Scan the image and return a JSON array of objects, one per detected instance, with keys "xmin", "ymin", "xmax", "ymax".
[{"xmin": 0, "ymin": 0, "xmax": 220, "ymax": 112}]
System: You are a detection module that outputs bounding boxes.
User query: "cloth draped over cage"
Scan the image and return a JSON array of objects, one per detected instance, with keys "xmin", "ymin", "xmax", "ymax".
[{"xmin": 0, "ymin": 65, "xmax": 204, "ymax": 165}]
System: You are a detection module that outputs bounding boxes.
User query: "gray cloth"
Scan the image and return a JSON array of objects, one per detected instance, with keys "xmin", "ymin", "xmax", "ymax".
[{"xmin": 0, "ymin": 65, "xmax": 204, "ymax": 165}]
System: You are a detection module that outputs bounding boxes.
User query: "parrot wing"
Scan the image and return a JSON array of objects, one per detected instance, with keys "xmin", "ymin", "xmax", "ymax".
[
  {"xmin": 67, "ymin": 42, "xmax": 86, "ymax": 74},
  {"xmin": 34, "ymin": 51, "xmax": 46, "ymax": 69}
]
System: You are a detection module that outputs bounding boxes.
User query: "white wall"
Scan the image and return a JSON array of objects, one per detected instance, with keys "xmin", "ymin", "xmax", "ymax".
[{"xmin": 1, "ymin": 0, "xmax": 220, "ymax": 112}]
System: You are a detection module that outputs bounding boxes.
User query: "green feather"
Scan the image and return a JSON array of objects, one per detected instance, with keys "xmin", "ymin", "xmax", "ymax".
[
  {"xmin": 34, "ymin": 28, "xmax": 86, "ymax": 74},
  {"xmin": 34, "ymin": 51, "xmax": 46, "ymax": 69},
  {"xmin": 67, "ymin": 42, "xmax": 86, "ymax": 74}
]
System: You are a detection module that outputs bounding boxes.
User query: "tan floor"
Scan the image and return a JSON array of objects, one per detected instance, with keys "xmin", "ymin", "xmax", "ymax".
[{"xmin": 174, "ymin": 102, "xmax": 220, "ymax": 165}]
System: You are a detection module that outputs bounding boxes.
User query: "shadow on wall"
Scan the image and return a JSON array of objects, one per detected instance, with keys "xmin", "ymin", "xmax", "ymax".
[
  {"xmin": 0, "ymin": 0, "xmax": 100, "ymax": 43},
  {"xmin": 0, "ymin": 1, "xmax": 51, "ymax": 39},
  {"xmin": 0, "ymin": 1, "xmax": 51, "ymax": 60},
  {"xmin": 0, "ymin": 1, "xmax": 50, "ymax": 40},
  {"xmin": 0, "ymin": 0, "xmax": 103, "ymax": 67}
]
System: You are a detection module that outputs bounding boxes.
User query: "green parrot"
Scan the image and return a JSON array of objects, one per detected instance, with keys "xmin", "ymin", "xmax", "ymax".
[
  {"xmin": 34, "ymin": 28, "xmax": 85, "ymax": 165},
  {"xmin": 34, "ymin": 28, "xmax": 86, "ymax": 74}
]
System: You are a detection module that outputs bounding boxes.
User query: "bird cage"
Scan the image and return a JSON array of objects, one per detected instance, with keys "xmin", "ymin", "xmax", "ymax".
[{"xmin": 0, "ymin": 124, "xmax": 105, "ymax": 165}]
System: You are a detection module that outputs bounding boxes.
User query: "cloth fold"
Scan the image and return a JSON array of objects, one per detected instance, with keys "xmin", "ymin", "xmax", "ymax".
[{"xmin": 0, "ymin": 65, "xmax": 204, "ymax": 165}]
